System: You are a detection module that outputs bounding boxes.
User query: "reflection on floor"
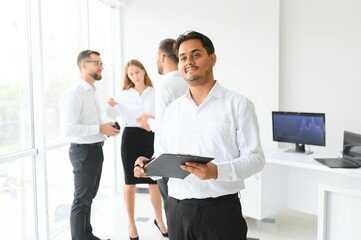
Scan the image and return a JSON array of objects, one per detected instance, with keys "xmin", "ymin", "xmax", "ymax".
[{"xmin": 52, "ymin": 191, "xmax": 317, "ymax": 240}]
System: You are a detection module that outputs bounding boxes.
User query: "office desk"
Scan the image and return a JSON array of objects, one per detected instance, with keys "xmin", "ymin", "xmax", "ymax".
[{"xmin": 241, "ymin": 150, "xmax": 361, "ymax": 240}]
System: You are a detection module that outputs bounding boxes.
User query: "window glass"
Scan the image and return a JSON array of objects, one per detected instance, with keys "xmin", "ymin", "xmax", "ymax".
[
  {"xmin": 89, "ymin": 0, "xmax": 114, "ymax": 109},
  {"xmin": 0, "ymin": 158, "xmax": 36, "ymax": 239},
  {"xmin": 41, "ymin": 0, "xmax": 79, "ymax": 145},
  {"xmin": 40, "ymin": 0, "xmax": 79, "ymax": 236},
  {"xmin": 0, "ymin": 0, "xmax": 32, "ymax": 155},
  {"xmin": 47, "ymin": 147, "xmax": 73, "ymax": 235},
  {"xmin": 89, "ymin": 0, "xmax": 117, "ymax": 197}
]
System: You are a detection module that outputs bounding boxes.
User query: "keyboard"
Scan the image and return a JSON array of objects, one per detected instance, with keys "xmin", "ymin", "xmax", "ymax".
[{"xmin": 314, "ymin": 158, "xmax": 361, "ymax": 168}]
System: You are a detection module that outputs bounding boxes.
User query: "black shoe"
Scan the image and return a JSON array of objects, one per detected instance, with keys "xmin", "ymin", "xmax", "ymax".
[
  {"xmin": 154, "ymin": 219, "xmax": 168, "ymax": 237},
  {"xmin": 129, "ymin": 237, "xmax": 139, "ymax": 240}
]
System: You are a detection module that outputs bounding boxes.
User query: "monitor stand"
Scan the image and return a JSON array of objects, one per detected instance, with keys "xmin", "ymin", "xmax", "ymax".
[
  {"xmin": 285, "ymin": 143, "xmax": 313, "ymax": 155},
  {"xmin": 285, "ymin": 149, "xmax": 313, "ymax": 155}
]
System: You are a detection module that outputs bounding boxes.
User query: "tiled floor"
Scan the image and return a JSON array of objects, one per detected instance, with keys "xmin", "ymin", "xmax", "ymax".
[{"xmin": 53, "ymin": 190, "xmax": 318, "ymax": 240}]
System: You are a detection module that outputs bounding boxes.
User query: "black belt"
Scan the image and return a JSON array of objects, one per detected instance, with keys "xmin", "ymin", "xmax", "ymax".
[
  {"xmin": 71, "ymin": 141, "xmax": 104, "ymax": 147},
  {"xmin": 170, "ymin": 193, "xmax": 239, "ymax": 206}
]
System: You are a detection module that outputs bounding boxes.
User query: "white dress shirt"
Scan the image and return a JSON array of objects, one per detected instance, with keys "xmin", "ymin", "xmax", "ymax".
[
  {"xmin": 106, "ymin": 87, "xmax": 155, "ymax": 127},
  {"xmin": 154, "ymin": 81, "xmax": 265, "ymax": 200},
  {"xmin": 148, "ymin": 71, "xmax": 188, "ymax": 132},
  {"xmin": 59, "ymin": 78, "xmax": 106, "ymax": 144}
]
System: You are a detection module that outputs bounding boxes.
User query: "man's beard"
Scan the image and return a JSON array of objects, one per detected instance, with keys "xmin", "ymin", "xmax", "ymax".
[
  {"xmin": 157, "ymin": 64, "xmax": 163, "ymax": 75},
  {"xmin": 187, "ymin": 76, "xmax": 199, "ymax": 82},
  {"xmin": 185, "ymin": 75, "xmax": 201, "ymax": 86},
  {"xmin": 90, "ymin": 72, "xmax": 102, "ymax": 81},
  {"xmin": 185, "ymin": 67, "xmax": 213, "ymax": 86}
]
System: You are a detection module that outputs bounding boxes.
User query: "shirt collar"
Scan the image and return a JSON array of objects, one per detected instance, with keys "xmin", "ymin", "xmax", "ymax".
[
  {"xmin": 185, "ymin": 80, "xmax": 222, "ymax": 102},
  {"xmin": 208, "ymin": 80, "xmax": 222, "ymax": 98},
  {"xmin": 143, "ymin": 86, "xmax": 153, "ymax": 93},
  {"xmin": 129, "ymin": 86, "xmax": 153, "ymax": 94},
  {"xmin": 164, "ymin": 70, "xmax": 181, "ymax": 78},
  {"xmin": 79, "ymin": 78, "xmax": 96, "ymax": 91}
]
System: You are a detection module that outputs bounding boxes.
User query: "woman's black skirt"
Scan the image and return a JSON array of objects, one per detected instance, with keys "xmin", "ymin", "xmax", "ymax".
[{"xmin": 121, "ymin": 127, "xmax": 157, "ymax": 185}]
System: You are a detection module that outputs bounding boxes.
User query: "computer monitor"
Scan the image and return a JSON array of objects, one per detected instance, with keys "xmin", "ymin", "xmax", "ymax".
[
  {"xmin": 272, "ymin": 111, "xmax": 326, "ymax": 154},
  {"xmin": 343, "ymin": 131, "xmax": 361, "ymax": 161}
]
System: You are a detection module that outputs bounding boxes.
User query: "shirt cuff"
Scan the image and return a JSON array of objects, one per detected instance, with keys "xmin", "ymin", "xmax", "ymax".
[
  {"xmin": 215, "ymin": 163, "xmax": 231, "ymax": 181},
  {"xmin": 94, "ymin": 124, "xmax": 101, "ymax": 135},
  {"xmin": 147, "ymin": 118, "xmax": 155, "ymax": 132}
]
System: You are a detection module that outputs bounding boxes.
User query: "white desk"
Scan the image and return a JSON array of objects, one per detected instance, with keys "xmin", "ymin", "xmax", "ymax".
[{"xmin": 241, "ymin": 150, "xmax": 361, "ymax": 240}]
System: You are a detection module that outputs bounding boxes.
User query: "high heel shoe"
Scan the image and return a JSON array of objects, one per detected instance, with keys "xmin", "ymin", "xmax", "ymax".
[
  {"xmin": 154, "ymin": 219, "xmax": 169, "ymax": 237},
  {"xmin": 129, "ymin": 226, "xmax": 139, "ymax": 240}
]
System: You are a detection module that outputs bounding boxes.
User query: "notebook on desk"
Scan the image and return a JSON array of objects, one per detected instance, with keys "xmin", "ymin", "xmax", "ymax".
[{"xmin": 314, "ymin": 131, "xmax": 361, "ymax": 168}]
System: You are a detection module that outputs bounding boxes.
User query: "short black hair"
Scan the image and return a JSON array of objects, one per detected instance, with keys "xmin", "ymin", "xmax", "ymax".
[
  {"xmin": 173, "ymin": 31, "xmax": 215, "ymax": 57},
  {"xmin": 159, "ymin": 38, "xmax": 178, "ymax": 64},
  {"xmin": 77, "ymin": 50, "xmax": 100, "ymax": 68}
]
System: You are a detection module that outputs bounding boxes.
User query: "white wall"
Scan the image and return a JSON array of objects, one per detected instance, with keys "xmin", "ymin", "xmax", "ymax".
[
  {"xmin": 280, "ymin": 0, "xmax": 361, "ymax": 154},
  {"xmin": 121, "ymin": 0, "xmax": 280, "ymax": 152}
]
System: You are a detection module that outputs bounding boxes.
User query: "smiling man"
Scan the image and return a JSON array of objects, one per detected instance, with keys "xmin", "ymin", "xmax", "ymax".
[{"xmin": 134, "ymin": 31, "xmax": 265, "ymax": 240}]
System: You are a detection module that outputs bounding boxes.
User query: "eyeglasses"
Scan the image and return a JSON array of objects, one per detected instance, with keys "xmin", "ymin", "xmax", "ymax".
[{"xmin": 84, "ymin": 60, "xmax": 104, "ymax": 67}]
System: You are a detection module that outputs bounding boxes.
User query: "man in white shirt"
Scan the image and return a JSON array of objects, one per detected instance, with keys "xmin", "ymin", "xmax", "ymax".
[
  {"xmin": 134, "ymin": 31, "xmax": 265, "ymax": 240},
  {"xmin": 59, "ymin": 50, "xmax": 120, "ymax": 240},
  {"xmin": 146, "ymin": 38, "xmax": 188, "ymax": 132},
  {"xmin": 137, "ymin": 38, "xmax": 188, "ymax": 201}
]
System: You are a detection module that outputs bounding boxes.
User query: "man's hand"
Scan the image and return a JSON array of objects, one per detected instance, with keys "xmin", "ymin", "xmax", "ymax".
[
  {"xmin": 134, "ymin": 156, "xmax": 150, "ymax": 178},
  {"xmin": 107, "ymin": 98, "xmax": 118, "ymax": 107},
  {"xmin": 100, "ymin": 122, "xmax": 120, "ymax": 137},
  {"xmin": 136, "ymin": 114, "xmax": 154, "ymax": 132},
  {"xmin": 180, "ymin": 162, "xmax": 218, "ymax": 180}
]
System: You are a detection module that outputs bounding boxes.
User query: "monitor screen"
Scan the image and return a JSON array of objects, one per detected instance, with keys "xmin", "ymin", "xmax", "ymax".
[{"xmin": 272, "ymin": 111, "xmax": 326, "ymax": 153}]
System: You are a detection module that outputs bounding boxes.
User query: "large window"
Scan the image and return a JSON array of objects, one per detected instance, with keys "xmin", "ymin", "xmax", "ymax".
[{"xmin": 0, "ymin": 0, "xmax": 123, "ymax": 239}]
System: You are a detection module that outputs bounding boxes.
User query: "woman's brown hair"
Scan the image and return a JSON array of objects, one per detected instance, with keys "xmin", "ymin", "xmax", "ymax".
[{"xmin": 122, "ymin": 59, "xmax": 153, "ymax": 90}]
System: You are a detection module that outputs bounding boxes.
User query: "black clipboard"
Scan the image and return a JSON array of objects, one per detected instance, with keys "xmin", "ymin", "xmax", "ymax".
[{"xmin": 144, "ymin": 153, "xmax": 214, "ymax": 179}]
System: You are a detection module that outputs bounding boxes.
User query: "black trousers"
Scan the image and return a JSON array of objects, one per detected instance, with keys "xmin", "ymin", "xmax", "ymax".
[
  {"xmin": 165, "ymin": 193, "xmax": 248, "ymax": 240},
  {"xmin": 69, "ymin": 142, "xmax": 104, "ymax": 240},
  {"xmin": 157, "ymin": 177, "xmax": 169, "ymax": 202}
]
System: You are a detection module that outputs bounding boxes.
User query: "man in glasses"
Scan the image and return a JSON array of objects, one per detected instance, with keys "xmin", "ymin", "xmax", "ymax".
[{"xmin": 59, "ymin": 50, "xmax": 120, "ymax": 240}]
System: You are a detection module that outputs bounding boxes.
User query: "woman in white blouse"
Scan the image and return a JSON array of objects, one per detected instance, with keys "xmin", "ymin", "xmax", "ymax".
[{"xmin": 106, "ymin": 59, "xmax": 167, "ymax": 240}]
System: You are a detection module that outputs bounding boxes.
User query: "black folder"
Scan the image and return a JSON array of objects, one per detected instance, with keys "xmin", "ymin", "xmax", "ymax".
[{"xmin": 144, "ymin": 153, "xmax": 214, "ymax": 179}]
